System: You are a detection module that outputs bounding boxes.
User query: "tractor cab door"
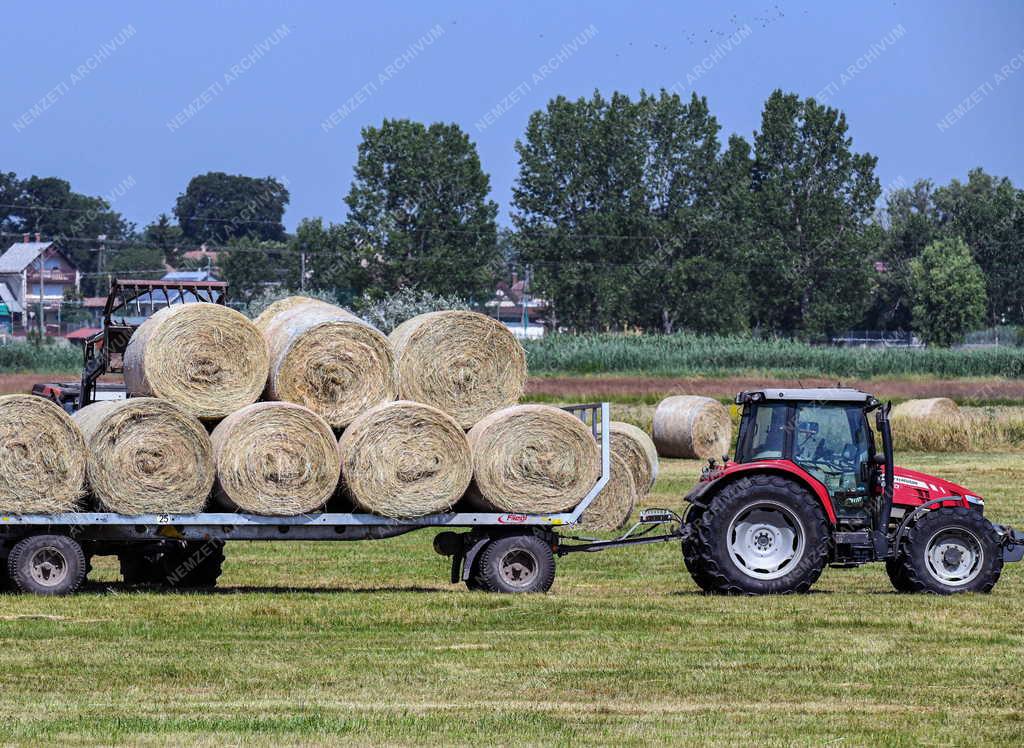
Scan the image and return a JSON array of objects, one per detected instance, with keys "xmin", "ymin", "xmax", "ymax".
[{"xmin": 791, "ymin": 403, "xmax": 873, "ymax": 523}]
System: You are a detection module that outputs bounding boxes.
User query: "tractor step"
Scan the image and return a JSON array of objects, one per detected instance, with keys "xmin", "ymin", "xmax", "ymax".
[{"xmin": 831, "ymin": 530, "xmax": 875, "ymax": 567}]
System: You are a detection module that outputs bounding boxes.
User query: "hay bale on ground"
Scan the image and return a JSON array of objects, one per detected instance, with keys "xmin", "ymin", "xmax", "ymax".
[
  {"xmin": 892, "ymin": 398, "xmax": 960, "ymax": 419},
  {"xmin": 608, "ymin": 421, "xmax": 658, "ymax": 491},
  {"xmin": 253, "ymin": 296, "xmax": 336, "ymax": 334},
  {"xmin": 389, "ymin": 311, "xmax": 527, "ymax": 428},
  {"xmin": 211, "ymin": 402, "xmax": 340, "ymax": 515},
  {"xmin": 124, "ymin": 303, "xmax": 269, "ymax": 420},
  {"xmin": 577, "ymin": 452, "xmax": 637, "ymax": 532},
  {"xmin": 652, "ymin": 395, "xmax": 732, "ymax": 459},
  {"xmin": 73, "ymin": 398, "xmax": 213, "ymax": 514},
  {"xmin": 0, "ymin": 395, "xmax": 86, "ymax": 514},
  {"xmin": 467, "ymin": 404, "xmax": 600, "ymax": 514},
  {"xmin": 337, "ymin": 400, "xmax": 472, "ymax": 518},
  {"xmin": 261, "ymin": 298, "xmax": 396, "ymax": 428}
]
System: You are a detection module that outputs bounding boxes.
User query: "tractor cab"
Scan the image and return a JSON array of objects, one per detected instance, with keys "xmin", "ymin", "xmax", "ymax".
[{"xmin": 733, "ymin": 388, "xmax": 886, "ymax": 529}]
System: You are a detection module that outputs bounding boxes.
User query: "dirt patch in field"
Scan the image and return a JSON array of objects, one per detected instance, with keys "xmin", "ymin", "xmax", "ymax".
[{"xmin": 527, "ymin": 375, "xmax": 1024, "ymax": 402}]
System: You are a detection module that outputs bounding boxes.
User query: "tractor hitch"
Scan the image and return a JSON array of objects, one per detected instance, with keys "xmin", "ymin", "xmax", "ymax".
[{"xmin": 997, "ymin": 526, "xmax": 1024, "ymax": 563}]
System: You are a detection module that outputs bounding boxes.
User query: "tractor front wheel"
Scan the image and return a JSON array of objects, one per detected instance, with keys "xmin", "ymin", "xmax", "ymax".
[
  {"xmin": 890, "ymin": 507, "xmax": 1002, "ymax": 594},
  {"xmin": 687, "ymin": 475, "xmax": 830, "ymax": 594}
]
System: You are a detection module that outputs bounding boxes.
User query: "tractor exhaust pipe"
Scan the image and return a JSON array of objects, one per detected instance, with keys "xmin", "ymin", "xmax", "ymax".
[{"xmin": 874, "ymin": 402, "xmax": 895, "ymax": 558}]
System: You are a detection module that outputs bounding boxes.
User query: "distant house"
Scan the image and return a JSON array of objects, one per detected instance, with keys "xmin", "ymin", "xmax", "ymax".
[
  {"xmin": 486, "ymin": 273, "xmax": 548, "ymax": 339},
  {"xmin": 0, "ymin": 235, "xmax": 81, "ymax": 335}
]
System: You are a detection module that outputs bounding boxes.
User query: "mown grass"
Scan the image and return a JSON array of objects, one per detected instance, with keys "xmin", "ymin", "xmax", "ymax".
[
  {"xmin": 525, "ymin": 332, "xmax": 1024, "ymax": 379},
  {"xmin": 1, "ymin": 452, "xmax": 1022, "ymax": 745}
]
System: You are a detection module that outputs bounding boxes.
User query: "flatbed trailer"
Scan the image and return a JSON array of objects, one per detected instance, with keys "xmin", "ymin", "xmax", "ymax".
[{"xmin": 0, "ymin": 403, "xmax": 688, "ymax": 595}]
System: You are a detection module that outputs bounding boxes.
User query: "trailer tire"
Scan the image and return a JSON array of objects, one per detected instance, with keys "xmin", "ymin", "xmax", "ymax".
[
  {"xmin": 120, "ymin": 549, "xmax": 168, "ymax": 586},
  {"xmin": 891, "ymin": 507, "xmax": 1002, "ymax": 594},
  {"xmin": 7, "ymin": 534, "xmax": 87, "ymax": 596},
  {"xmin": 476, "ymin": 534, "xmax": 555, "ymax": 593},
  {"xmin": 163, "ymin": 541, "xmax": 225, "ymax": 589},
  {"xmin": 690, "ymin": 475, "xmax": 830, "ymax": 594}
]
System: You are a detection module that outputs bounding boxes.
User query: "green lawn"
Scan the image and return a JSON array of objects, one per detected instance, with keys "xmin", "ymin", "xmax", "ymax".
[{"xmin": 1, "ymin": 453, "xmax": 1023, "ymax": 745}]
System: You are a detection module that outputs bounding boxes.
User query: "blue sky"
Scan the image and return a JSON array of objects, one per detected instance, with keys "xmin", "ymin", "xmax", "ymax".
[{"xmin": 3, "ymin": 0, "xmax": 1022, "ymax": 231}]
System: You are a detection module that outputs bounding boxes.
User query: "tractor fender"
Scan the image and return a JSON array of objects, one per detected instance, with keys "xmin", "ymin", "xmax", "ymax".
[{"xmin": 684, "ymin": 462, "xmax": 837, "ymax": 524}]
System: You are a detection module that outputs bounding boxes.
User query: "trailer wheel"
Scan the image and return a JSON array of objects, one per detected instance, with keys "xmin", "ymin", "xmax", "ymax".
[
  {"xmin": 163, "ymin": 541, "xmax": 225, "ymax": 589},
  {"xmin": 891, "ymin": 507, "xmax": 1003, "ymax": 594},
  {"xmin": 884, "ymin": 558, "xmax": 916, "ymax": 593},
  {"xmin": 476, "ymin": 534, "xmax": 555, "ymax": 593},
  {"xmin": 689, "ymin": 475, "xmax": 830, "ymax": 594},
  {"xmin": 7, "ymin": 535, "xmax": 87, "ymax": 596}
]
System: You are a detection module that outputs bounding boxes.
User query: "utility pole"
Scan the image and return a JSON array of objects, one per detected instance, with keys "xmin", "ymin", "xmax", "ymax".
[
  {"xmin": 521, "ymin": 264, "xmax": 531, "ymax": 337},
  {"xmin": 300, "ymin": 250, "xmax": 307, "ymax": 292},
  {"xmin": 36, "ymin": 252, "xmax": 45, "ymax": 341}
]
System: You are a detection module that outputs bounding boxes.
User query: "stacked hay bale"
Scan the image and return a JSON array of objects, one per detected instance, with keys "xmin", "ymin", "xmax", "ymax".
[
  {"xmin": 0, "ymin": 395, "xmax": 86, "ymax": 514},
  {"xmin": 124, "ymin": 303, "xmax": 269, "ymax": 420},
  {"xmin": 389, "ymin": 311, "xmax": 527, "ymax": 428},
  {"xmin": 466, "ymin": 404, "xmax": 601, "ymax": 514},
  {"xmin": 259, "ymin": 297, "xmax": 396, "ymax": 428},
  {"xmin": 577, "ymin": 422, "xmax": 659, "ymax": 532},
  {"xmin": 337, "ymin": 401, "xmax": 472, "ymax": 518},
  {"xmin": 74, "ymin": 398, "xmax": 214, "ymax": 514},
  {"xmin": 652, "ymin": 395, "xmax": 732, "ymax": 459},
  {"xmin": 211, "ymin": 402, "xmax": 340, "ymax": 515}
]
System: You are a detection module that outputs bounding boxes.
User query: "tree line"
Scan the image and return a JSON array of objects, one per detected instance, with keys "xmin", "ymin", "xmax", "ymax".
[{"xmin": 2, "ymin": 87, "xmax": 1020, "ymax": 346}]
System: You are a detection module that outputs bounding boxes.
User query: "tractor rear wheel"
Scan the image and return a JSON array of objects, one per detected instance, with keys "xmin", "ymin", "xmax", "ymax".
[
  {"xmin": 687, "ymin": 475, "xmax": 830, "ymax": 594},
  {"xmin": 891, "ymin": 507, "xmax": 1002, "ymax": 594}
]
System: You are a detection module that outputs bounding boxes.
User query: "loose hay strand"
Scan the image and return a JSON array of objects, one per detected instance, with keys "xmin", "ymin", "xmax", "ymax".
[
  {"xmin": 652, "ymin": 395, "xmax": 732, "ymax": 459},
  {"xmin": 261, "ymin": 298, "xmax": 396, "ymax": 428},
  {"xmin": 124, "ymin": 303, "xmax": 269, "ymax": 420},
  {"xmin": 338, "ymin": 400, "xmax": 473, "ymax": 519},
  {"xmin": 210, "ymin": 401, "xmax": 340, "ymax": 515},
  {"xmin": 389, "ymin": 311, "xmax": 527, "ymax": 428},
  {"xmin": 0, "ymin": 395, "xmax": 86, "ymax": 514},
  {"xmin": 73, "ymin": 398, "xmax": 214, "ymax": 514},
  {"xmin": 608, "ymin": 421, "xmax": 659, "ymax": 491},
  {"xmin": 466, "ymin": 404, "xmax": 601, "ymax": 514}
]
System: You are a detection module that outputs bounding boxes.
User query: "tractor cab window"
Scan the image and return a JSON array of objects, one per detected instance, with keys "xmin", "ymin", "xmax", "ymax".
[
  {"xmin": 740, "ymin": 403, "xmax": 791, "ymax": 461},
  {"xmin": 792, "ymin": 404, "xmax": 871, "ymax": 498}
]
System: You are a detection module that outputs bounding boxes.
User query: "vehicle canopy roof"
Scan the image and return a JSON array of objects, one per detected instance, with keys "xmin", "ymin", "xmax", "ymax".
[{"xmin": 735, "ymin": 388, "xmax": 879, "ymax": 407}]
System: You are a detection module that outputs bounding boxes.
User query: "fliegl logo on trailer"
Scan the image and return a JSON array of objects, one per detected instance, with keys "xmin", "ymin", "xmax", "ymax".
[{"xmin": 498, "ymin": 514, "xmax": 528, "ymax": 524}]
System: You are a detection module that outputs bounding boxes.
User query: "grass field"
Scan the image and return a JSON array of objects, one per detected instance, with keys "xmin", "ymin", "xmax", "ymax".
[{"xmin": 2, "ymin": 452, "xmax": 1022, "ymax": 745}]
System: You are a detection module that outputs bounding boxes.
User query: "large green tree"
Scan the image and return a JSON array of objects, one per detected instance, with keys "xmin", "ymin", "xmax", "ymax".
[
  {"xmin": 910, "ymin": 237, "xmax": 987, "ymax": 346},
  {"xmin": 174, "ymin": 172, "xmax": 289, "ymax": 244},
  {"xmin": 343, "ymin": 119, "xmax": 499, "ymax": 300},
  {"xmin": 513, "ymin": 90, "xmax": 749, "ymax": 332},
  {"xmin": 748, "ymin": 90, "xmax": 880, "ymax": 337},
  {"xmin": 932, "ymin": 168, "xmax": 1023, "ymax": 325},
  {"xmin": 143, "ymin": 213, "xmax": 185, "ymax": 267}
]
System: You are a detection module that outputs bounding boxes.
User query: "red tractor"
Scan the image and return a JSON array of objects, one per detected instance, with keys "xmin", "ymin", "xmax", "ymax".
[{"xmin": 681, "ymin": 388, "xmax": 1023, "ymax": 594}]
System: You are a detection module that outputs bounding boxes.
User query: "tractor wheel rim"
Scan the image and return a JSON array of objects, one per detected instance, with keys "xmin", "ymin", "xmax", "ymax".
[
  {"xmin": 727, "ymin": 500, "xmax": 806, "ymax": 580},
  {"xmin": 28, "ymin": 546, "xmax": 69, "ymax": 587},
  {"xmin": 925, "ymin": 527, "xmax": 983, "ymax": 586},
  {"xmin": 498, "ymin": 548, "xmax": 538, "ymax": 588}
]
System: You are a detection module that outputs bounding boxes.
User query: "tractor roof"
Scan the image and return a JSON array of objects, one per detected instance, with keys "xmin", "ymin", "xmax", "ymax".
[{"xmin": 736, "ymin": 388, "xmax": 877, "ymax": 405}]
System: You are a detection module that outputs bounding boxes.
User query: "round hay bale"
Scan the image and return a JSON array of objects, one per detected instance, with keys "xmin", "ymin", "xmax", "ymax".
[
  {"xmin": 652, "ymin": 395, "xmax": 732, "ymax": 459},
  {"xmin": 892, "ymin": 398, "xmax": 960, "ymax": 419},
  {"xmin": 577, "ymin": 452, "xmax": 637, "ymax": 532},
  {"xmin": 0, "ymin": 395, "xmax": 86, "ymax": 514},
  {"xmin": 608, "ymin": 421, "xmax": 659, "ymax": 491},
  {"xmin": 211, "ymin": 402, "xmax": 340, "ymax": 515},
  {"xmin": 124, "ymin": 303, "xmax": 269, "ymax": 420},
  {"xmin": 389, "ymin": 311, "xmax": 527, "ymax": 428},
  {"xmin": 337, "ymin": 400, "xmax": 472, "ymax": 518},
  {"xmin": 262, "ymin": 300, "xmax": 396, "ymax": 428},
  {"xmin": 73, "ymin": 398, "xmax": 213, "ymax": 514},
  {"xmin": 253, "ymin": 295, "xmax": 337, "ymax": 334},
  {"xmin": 467, "ymin": 405, "xmax": 600, "ymax": 514}
]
